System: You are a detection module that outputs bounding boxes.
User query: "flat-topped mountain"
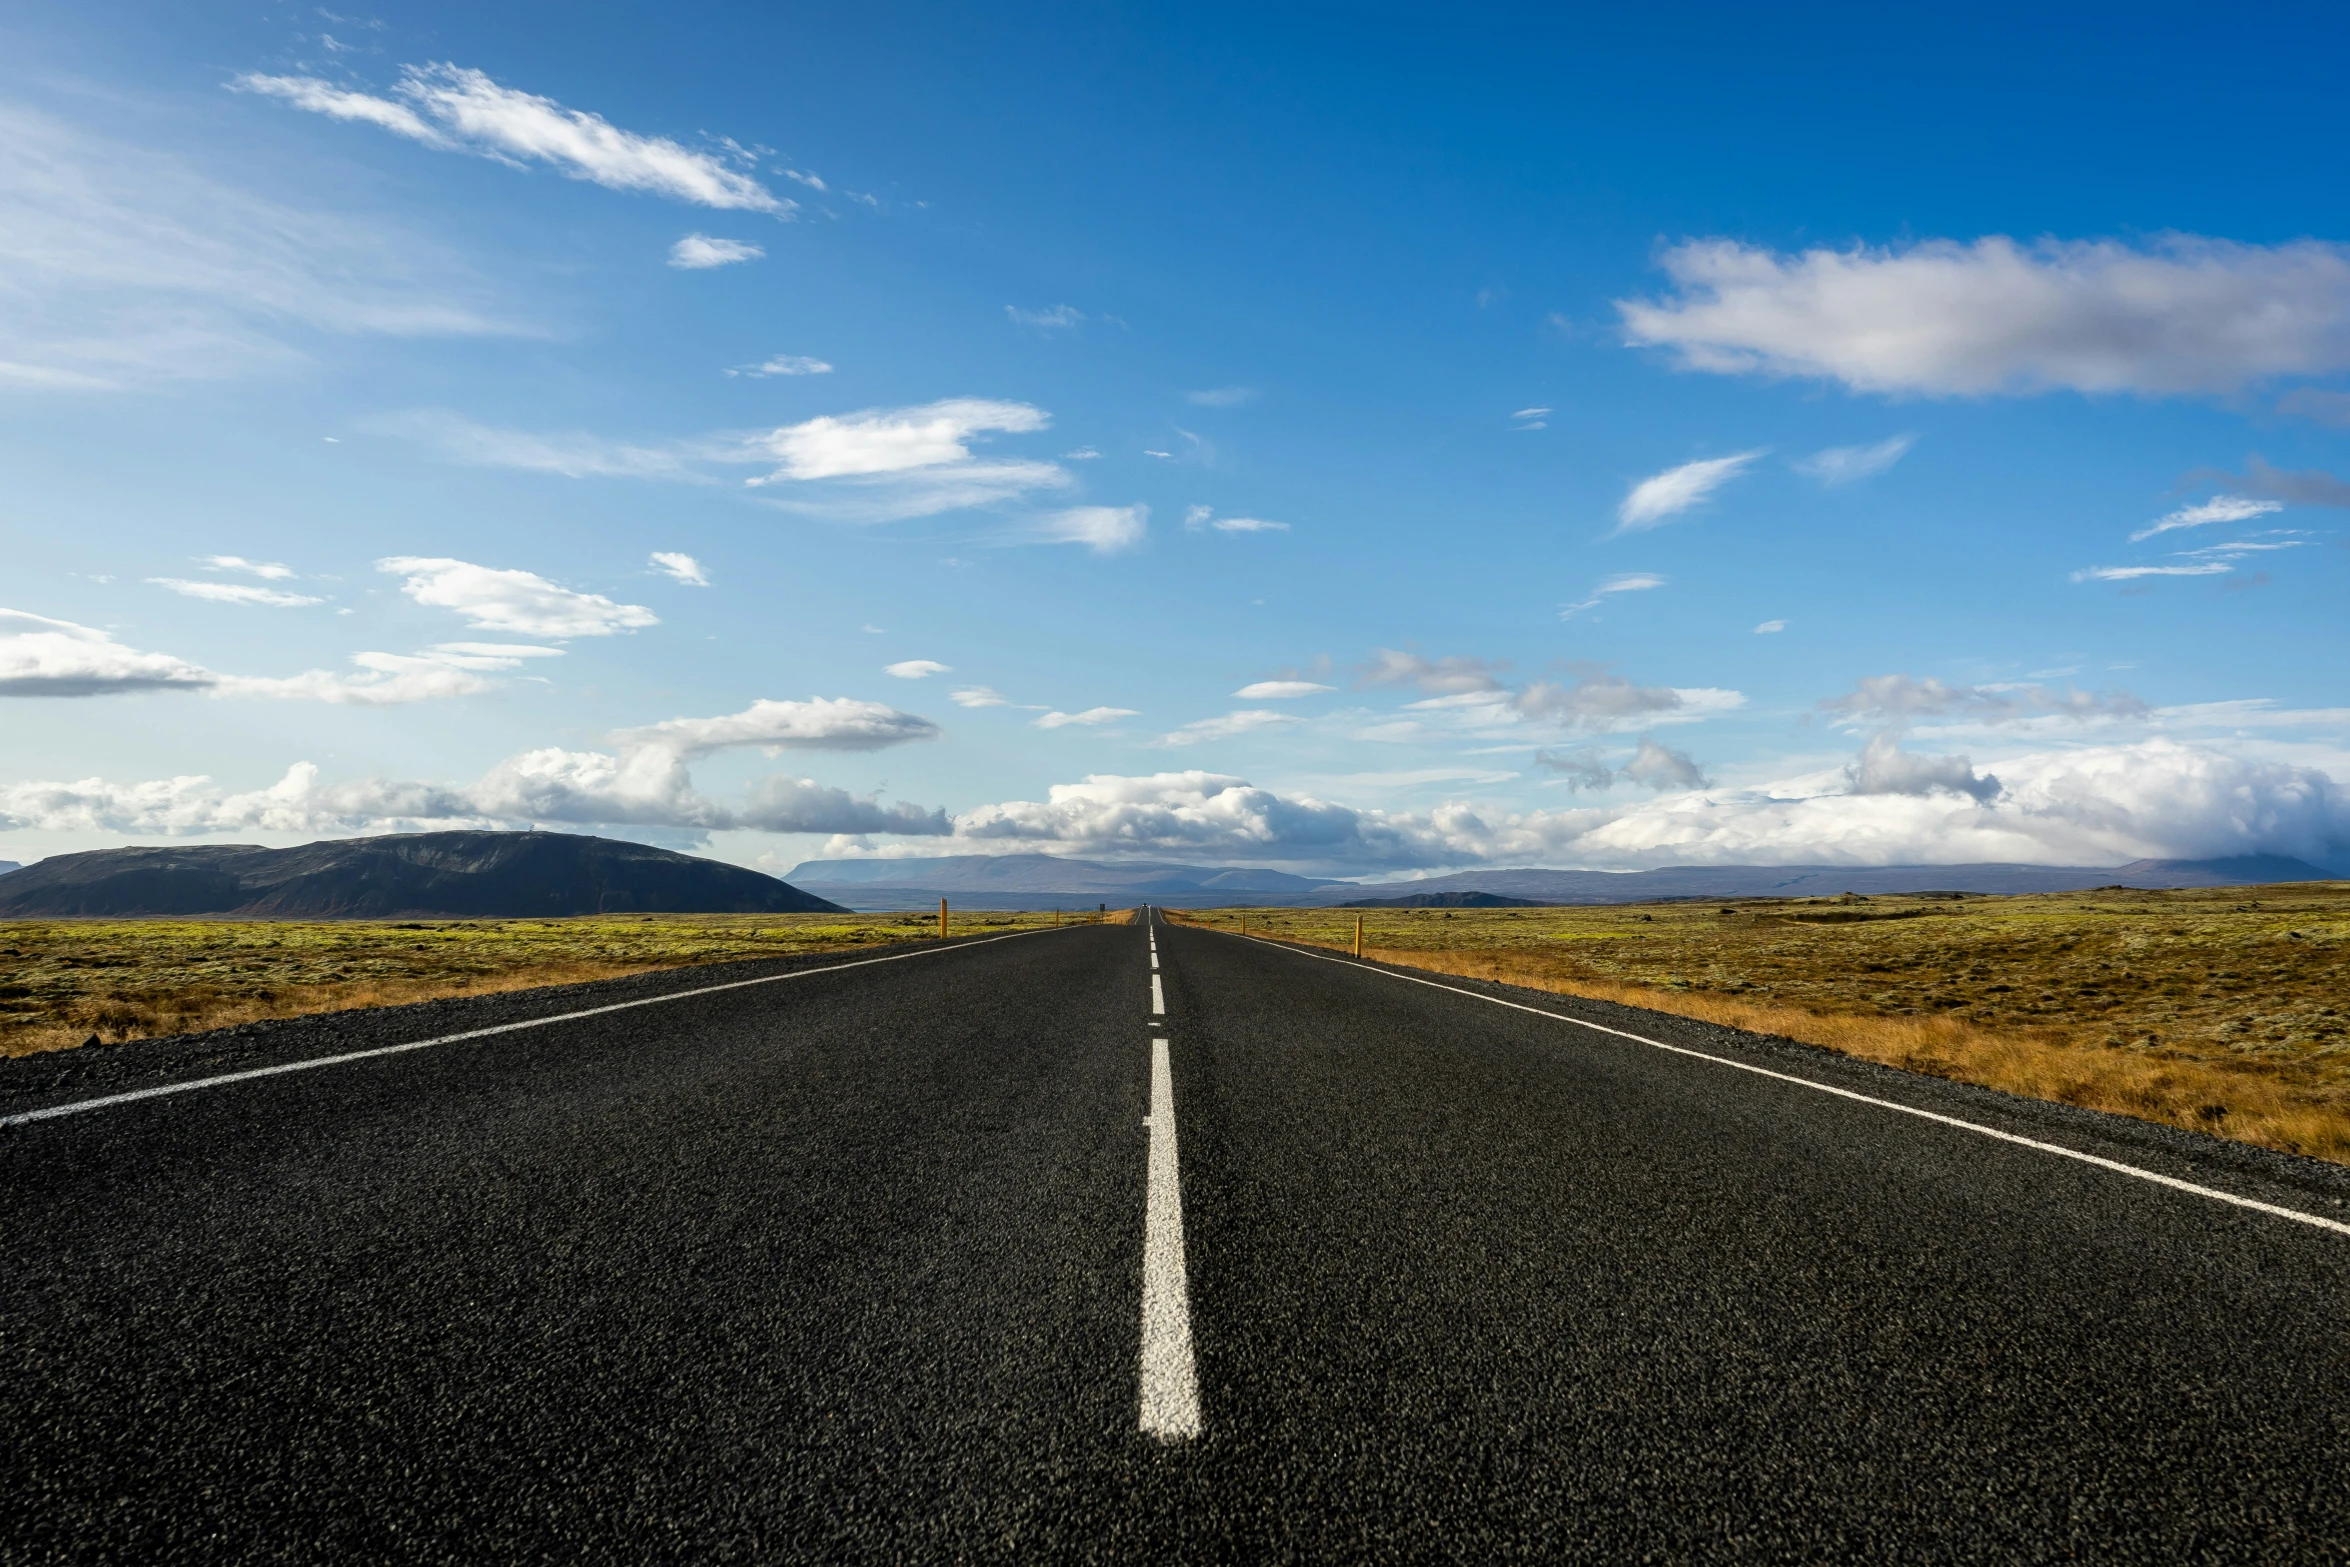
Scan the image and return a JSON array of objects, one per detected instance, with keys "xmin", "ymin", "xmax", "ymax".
[{"xmin": 0, "ymin": 832, "xmax": 846, "ymax": 919}]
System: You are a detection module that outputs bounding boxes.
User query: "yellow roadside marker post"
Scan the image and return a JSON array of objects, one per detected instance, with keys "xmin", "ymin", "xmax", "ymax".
[
  {"xmin": 940, "ymin": 897, "xmax": 948, "ymax": 939},
  {"xmin": 1354, "ymin": 914, "xmax": 1364, "ymax": 958}
]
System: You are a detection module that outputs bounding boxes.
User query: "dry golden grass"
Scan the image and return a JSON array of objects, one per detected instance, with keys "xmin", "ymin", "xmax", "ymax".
[
  {"xmin": 1170, "ymin": 883, "xmax": 2350, "ymax": 1164},
  {"xmin": 0, "ymin": 909, "xmax": 1061, "ymax": 1058}
]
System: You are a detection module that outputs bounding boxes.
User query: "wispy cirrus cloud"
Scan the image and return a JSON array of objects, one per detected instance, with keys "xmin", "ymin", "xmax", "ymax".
[
  {"xmin": 1615, "ymin": 451, "xmax": 1764, "ymax": 532},
  {"xmin": 235, "ymin": 64, "xmax": 792, "ymax": 213},
  {"xmin": 0, "ymin": 102, "xmax": 514, "ymax": 390},
  {"xmin": 1156, "ymin": 709, "xmax": 1304, "ymax": 747},
  {"xmin": 1026, "ymin": 504, "xmax": 1149, "ymax": 553},
  {"xmin": 649, "ymin": 552, "xmax": 708, "ymax": 586},
  {"xmin": 726, "ymin": 353, "xmax": 832, "ymax": 377},
  {"xmin": 1006, "ymin": 304, "xmax": 1084, "ymax": 331},
  {"xmin": 1559, "ymin": 572, "xmax": 1665, "ymax": 621},
  {"xmin": 1035, "ymin": 706, "xmax": 1138, "ymax": 729},
  {"xmin": 147, "ymin": 578, "xmax": 324, "ymax": 608},
  {"xmin": 2071, "ymin": 535, "xmax": 2308, "ymax": 582},
  {"xmin": 1621, "ymin": 235, "xmax": 2350, "ymax": 396},
  {"xmin": 1234, "ymin": 680, "xmax": 1335, "ymax": 699},
  {"xmin": 1793, "ymin": 434, "xmax": 1914, "ymax": 485},
  {"xmin": 2130, "ymin": 494, "xmax": 2280, "ymax": 542}
]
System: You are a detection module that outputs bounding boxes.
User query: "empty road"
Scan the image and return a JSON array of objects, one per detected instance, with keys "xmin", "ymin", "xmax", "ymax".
[{"xmin": 6, "ymin": 911, "xmax": 2350, "ymax": 1561}]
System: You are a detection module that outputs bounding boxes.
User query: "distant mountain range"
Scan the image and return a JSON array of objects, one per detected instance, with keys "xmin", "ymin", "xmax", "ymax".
[
  {"xmin": 791, "ymin": 852, "xmax": 2338, "ymax": 910},
  {"xmin": 0, "ymin": 861, "xmax": 19, "ymax": 878},
  {"xmin": 0, "ymin": 832, "xmax": 844, "ymax": 919}
]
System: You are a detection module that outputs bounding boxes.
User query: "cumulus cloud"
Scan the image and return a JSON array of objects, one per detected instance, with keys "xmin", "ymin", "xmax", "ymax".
[
  {"xmin": 236, "ymin": 64, "xmax": 791, "ymax": 213},
  {"xmin": 0, "ymin": 102, "xmax": 512, "ymax": 390},
  {"xmin": 1357, "ymin": 649, "xmax": 1507, "ymax": 696},
  {"xmin": 1028, "ymin": 504, "xmax": 1149, "ymax": 553},
  {"xmin": 1821, "ymin": 673, "xmax": 2149, "ymax": 725},
  {"xmin": 377, "ymin": 556, "xmax": 659, "ymax": 637},
  {"xmin": 1846, "ymin": 731, "xmax": 2001, "ymax": 802},
  {"xmin": 1793, "ymin": 434, "xmax": 1915, "ymax": 485},
  {"xmin": 1618, "ymin": 736, "xmax": 1709, "ymax": 791},
  {"xmin": 744, "ymin": 397, "xmax": 1073, "ymax": 523},
  {"xmin": 1515, "ymin": 668, "xmax": 1691, "ymax": 729},
  {"xmin": 1235, "ymin": 680, "xmax": 1335, "ymax": 699},
  {"xmin": 884, "ymin": 659, "xmax": 950, "ymax": 679},
  {"xmin": 728, "ymin": 354, "xmax": 832, "ymax": 377},
  {"xmin": 955, "ymin": 771, "xmax": 1381, "ymax": 860},
  {"xmin": 1157, "ymin": 709, "xmax": 1302, "ymax": 746},
  {"xmin": 148, "ymin": 579, "xmax": 323, "ymax": 608},
  {"xmin": 2130, "ymin": 494, "xmax": 2280, "ymax": 543},
  {"xmin": 614, "ymin": 696, "xmax": 940, "ymax": 758},
  {"xmin": 0, "ymin": 609, "xmax": 215, "ymax": 696},
  {"xmin": 1560, "ymin": 572, "xmax": 1665, "ymax": 621},
  {"xmin": 1620, "ymin": 235, "xmax": 2350, "ymax": 397},
  {"xmin": 1355, "ymin": 649, "xmax": 1736, "ymax": 737},
  {"xmin": 668, "ymin": 234, "xmax": 763, "ymax": 269},
  {"xmin": 1616, "ymin": 452, "xmax": 1763, "ymax": 531},
  {"xmin": 649, "ymin": 551, "xmax": 708, "ymax": 586},
  {"xmin": 1034, "ymin": 706, "xmax": 1138, "ymax": 729}
]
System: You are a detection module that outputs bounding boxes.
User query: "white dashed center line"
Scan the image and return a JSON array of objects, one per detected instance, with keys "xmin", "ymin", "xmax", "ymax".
[
  {"xmin": 1139, "ymin": 1036, "xmax": 1201, "ymax": 1440},
  {"xmin": 1151, "ymin": 974, "xmax": 1165, "ymax": 1015}
]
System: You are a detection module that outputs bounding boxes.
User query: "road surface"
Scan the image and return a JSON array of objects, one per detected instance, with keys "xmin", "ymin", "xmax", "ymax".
[{"xmin": 6, "ymin": 911, "xmax": 2350, "ymax": 1561}]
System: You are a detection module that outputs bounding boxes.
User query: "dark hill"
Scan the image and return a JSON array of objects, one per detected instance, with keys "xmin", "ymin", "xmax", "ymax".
[
  {"xmin": 1341, "ymin": 891, "xmax": 1555, "ymax": 909},
  {"xmin": 0, "ymin": 832, "xmax": 846, "ymax": 919}
]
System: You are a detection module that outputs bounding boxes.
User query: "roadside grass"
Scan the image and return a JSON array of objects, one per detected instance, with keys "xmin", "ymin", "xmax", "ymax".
[
  {"xmin": 1169, "ymin": 884, "xmax": 2350, "ymax": 1164},
  {"xmin": 0, "ymin": 909, "xmax": 1070, "ymax": 1057}
]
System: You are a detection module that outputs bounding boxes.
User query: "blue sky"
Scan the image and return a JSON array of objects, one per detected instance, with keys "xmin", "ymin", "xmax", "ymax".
[{"xmin": 5, "ymin": 1, "xmax": 2348, "ymax": 878}]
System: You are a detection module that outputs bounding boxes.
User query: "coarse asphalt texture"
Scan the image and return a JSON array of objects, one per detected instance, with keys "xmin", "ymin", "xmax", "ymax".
[{"xmin": 6, "ymin": 911, "xmax": 2350, "ymax": 1562}]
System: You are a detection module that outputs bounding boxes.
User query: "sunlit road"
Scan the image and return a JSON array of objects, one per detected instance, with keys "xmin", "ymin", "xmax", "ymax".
[{"xmin": 6, "ymin": 911, "xmax": 2350, "ymax": 1561}]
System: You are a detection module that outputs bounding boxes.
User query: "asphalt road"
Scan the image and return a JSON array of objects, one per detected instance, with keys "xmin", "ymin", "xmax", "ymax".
[{"xmin": 7, "ymin": 912, "xmax": 2350, "ymax": 1561}]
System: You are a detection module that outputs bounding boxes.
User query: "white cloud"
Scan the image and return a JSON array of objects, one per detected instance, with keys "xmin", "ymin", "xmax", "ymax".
[
  {"xmin": 1821, "ymin": 673, "xmax": 2148, "ymax": 725},
  {"xmin": 2129, "ymin": 494, "xmax": 2281, "ymax": 543},
  {"xmin": 1620, "ymin": 235, "xmax": 2350, "ymax": 397},
  {"xmin": 148, "ymin": 579, "xmax": 323, "ymax": 608},
  {"xmin": 1235, "ymin": 680, "xmax": 1335, "ymax": 699},
  {"xmin": 1006, "ymin": 304, "xmax": 1083, "ymax": 330},
  {"xmin": 1035, "ymin": 707, "xmax": 1138, "ymax": 729},
  {"xmin": 649, "ymin": 551, "xmax": 708, "ymax": 586},
  {"xmin": 1846, "ymin": 731, "xmax": 2001, "ymax": 802},
  {"xmin": 0, "ymin": 609, "xmax": 216, "ymax": 696},
  {"xmin": 1616, "ymin": 451, "xmax": 1763, "ymax": 531},
  {"xmin": 1793, "ymin": 434, "xmax": 1914, "ymax": 485},
  {"xmin": 728, "ymin": 354, "xmax": 832, "ymax": 377},
  {"xmin": 372, "ymin": 409, "xmax": 701, "ymax": 479},
  {"xmin": 1617, "ymin": 736, "xmax": 1709, "ymax": 791},
  {"xmin": 1357, "ymin": 648, "xmax": 1508, "ymax": 696},
  {"xmin": 884, "ymin": 659, "xmax": 951, "ymax": 679},
  {"xmin": 1211, "ymin": 515, "xmax": 1287, "ymax": 533},
  {"xmin": 1512, "ymin": 406, "xmax": 1551, "ymax": 430},
  {"xmin": 0, "ymin": 610, "xmax": 522, "ymax": 706},
  {"xmin": 1028, "ymin": 504, "xmax": 1149, "ymax": 553},
  {"xmin": 1186, "ymin": 387, "xmax": 1257, "ymax": 406},
  {"xmin": 1754, "ymin": 619, "xmax": 1788, "ymax": 634},
  {"xmin": 2071, "ymin": 536, "xmax": 2308, "ymax": 583},
  {"xmin": 237, "ymin": 65, "xmax": 791, "ymax": 213},
  {"xmin": 1560, "ymin": 571, "xmax": 1665, "ymax": 621},
  {"xmin": 0, "ymin": 102, "xmax": 511, "ymax": 390},
  {"xmin": 615, "ymin": 696, "xmax": 939, "ymax": 758},
  {"xmin": 1158, "ymin": 709, "xmax": 1304, "ymax": 747},
  {"xmin": 377, "ymin": 556, "xmax": 659, "ymax": 638},
  {"xmin": 1064, "ymin": 446, "xmax": 1102, "ymax": 460},
  {"xmin": 948, "ymin": 686, "xmax": 1011, "ymax": 708},
  {"xmin": 668, "ymin": 234, "xmax": 763, "ymax": 269},
  {"xmin": 759, "ymin": 398, "xmax": 1048, "ymax": 480},
  {"xmin": 198, "ymin": 555, "xmax": 296, "ymax": 580}
]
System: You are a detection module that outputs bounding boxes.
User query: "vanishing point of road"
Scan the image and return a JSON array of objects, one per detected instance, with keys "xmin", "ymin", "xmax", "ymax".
[{"xmin": 6, "ymin": 912, "xmax": 2350, "ymax": 1561}]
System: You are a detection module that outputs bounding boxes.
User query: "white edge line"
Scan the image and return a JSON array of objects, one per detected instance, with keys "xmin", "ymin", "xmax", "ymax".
[
  {"xmin": 1214, "ymin": 929, "xmax": 2350, "ymax": 1240},
  {"xmin": 1140, "ymin": 1034, "xmax": 1201, "ymax": 1440},
  {"xmin": 3, "ymin": 926, "xmax": 1066, "ymax": 1130}
]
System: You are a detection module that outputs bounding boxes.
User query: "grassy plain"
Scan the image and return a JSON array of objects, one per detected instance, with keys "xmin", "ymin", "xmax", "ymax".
[
  {"xmin": 1172, "ymin": 884, "xmax": 2350, "ymax": 1163},
  {"xmin": 0, "ymin": 909, "xmax": 1072, "ymax": 1057}
]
